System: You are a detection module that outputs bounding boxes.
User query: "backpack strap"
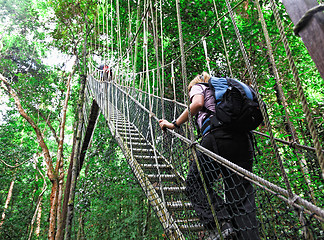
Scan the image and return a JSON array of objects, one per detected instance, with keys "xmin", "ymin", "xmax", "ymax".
[
  {"xmin": 200, "ymin": 117, "xmax": 212, "ymax": 136},
  {"xmin": 209, "ymin": 77, "xmax": 229, "ymax": 102},
  {"xmin": 249, "ymin": 131, "xmax": 260, "ymax": 163},
  {"xmin": 195, "ymin": 82, "xmax": 209, "ymax": 88}
]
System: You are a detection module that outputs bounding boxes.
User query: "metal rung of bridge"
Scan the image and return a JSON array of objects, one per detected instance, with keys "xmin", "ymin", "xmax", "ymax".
[{"xmin": 154, "ymin": 186, "xmax": 186, "ymax": 194}]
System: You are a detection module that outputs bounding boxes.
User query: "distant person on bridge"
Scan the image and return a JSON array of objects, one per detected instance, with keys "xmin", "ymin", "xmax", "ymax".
[
  {"xmin": 98, "ymin": 64, "xmax": 112, "ymax": 82},
  {"xmin": 159, "ymin": 72, "xmax": 260, "ymax": 240}
]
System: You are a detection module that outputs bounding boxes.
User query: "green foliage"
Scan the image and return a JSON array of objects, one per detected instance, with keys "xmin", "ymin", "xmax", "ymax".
[
  {"xmin": 0, "ymin": 115, "xmax": 37, "ymax": 163},
  {"xmin": 0, "ymin": 116, "xmax": 51, "ymax": 240},
  {"xmin": 0, "ymin": 0, "xmax": 41, "ymax": 34}
]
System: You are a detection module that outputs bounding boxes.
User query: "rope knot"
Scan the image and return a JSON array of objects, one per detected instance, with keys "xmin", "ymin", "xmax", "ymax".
[
  {"xmin": 189, "ymin": 141, "xmax": 198, "ymax": 149},
  {"xmin": 289, "ymin": 141, "xmax": 297, "ymax": 148},
  {"xmin": 288, "ymin": 194, "xmax": 300, "ymax": 206},
  {"xmin": 184, "ymin": 141, "xmax": 198, "ymax": 152}
]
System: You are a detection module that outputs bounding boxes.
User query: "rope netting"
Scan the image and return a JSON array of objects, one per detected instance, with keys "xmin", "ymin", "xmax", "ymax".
[{"xmin": 83, "ymin": 0, "xmax": 324, "ymax": 239}]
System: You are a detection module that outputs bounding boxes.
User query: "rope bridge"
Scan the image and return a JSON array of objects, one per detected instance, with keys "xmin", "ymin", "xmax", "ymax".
[
  {"xmin": 80, "ymin": 74, "xmax": 323, "ymax": 239},
  {"xmin": 80, "ymin": 0, "xmax": 324, "ymax": 239}
]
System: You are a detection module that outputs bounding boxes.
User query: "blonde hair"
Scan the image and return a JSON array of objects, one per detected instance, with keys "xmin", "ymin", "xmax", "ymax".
[{"xmin": 188, "ymin": 71, "xmax": 211, "ymax": 91}]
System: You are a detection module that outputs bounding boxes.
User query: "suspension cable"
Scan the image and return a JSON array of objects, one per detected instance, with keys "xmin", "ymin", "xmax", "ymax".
[
  {"xmin": 202, "ymin": 37, "xmax": 211, "ymax": 74},
  {"xmin": 149, "ymin": 0, "xmax": 162, "ymax": 110},
  {"xmin": 254, "ymin": 0, "xmax": 318, "ymax": 205},
  {"xmin": 224, "ymin": 0, "xmax": 295, "ymax": 201},
  {"xmin": 212, "ymin": 0, "xmax": 233, "ymax": 78},
  {"xmin": 269, "ymin": 0, "xmax": 324, "ymax": 178},
  {"xmin": 110, "ymin": 0, "xmax": 114, "ymax": 64},
  {"xmin": 120, "ymin": 5, "xmax": 151, "ymax": 61},
  {"xmin": 159, "ymin": 0, "xmax": 165, "ymax": 119},
  {"xmin": 175, "ymin": 0, "xmax": 224, "ymax": 238}
]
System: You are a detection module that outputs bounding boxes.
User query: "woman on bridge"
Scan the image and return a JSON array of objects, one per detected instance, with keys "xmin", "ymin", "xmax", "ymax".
[{"xmin": 159, "ymin": 72, "xmax": 260, "ymax": 240}]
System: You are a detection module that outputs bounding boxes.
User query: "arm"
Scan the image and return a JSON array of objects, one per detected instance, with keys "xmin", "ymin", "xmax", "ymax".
[{"xmin": 159, "ymin": 94, "xmax": 204, "ymax": 130}]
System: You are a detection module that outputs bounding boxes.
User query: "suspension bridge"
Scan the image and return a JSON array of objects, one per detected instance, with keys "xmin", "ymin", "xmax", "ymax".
[{"xmin": 79, "ymin": 0, "xmax": 324, "ymax": 239}]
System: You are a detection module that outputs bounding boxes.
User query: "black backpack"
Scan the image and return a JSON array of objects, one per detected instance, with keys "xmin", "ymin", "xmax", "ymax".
[{"xmin": 198, "ymin": 77, "xmax": 264, "ymax": 135}]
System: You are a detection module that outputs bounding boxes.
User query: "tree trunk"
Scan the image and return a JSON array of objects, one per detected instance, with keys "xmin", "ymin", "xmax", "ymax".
[
  {"xmin": 54, "ymin": 58, "xmax": 76, "ymax": 239},
  {"xmin": 48, "ymin": 179, "xmax": 59, "ymax": 240},
  {"xmin": 64, "ymin": 135, "xmax": 82, "ymax": 240},
  {"xmin": 56, "ymin": 169, "xmax": 64, "ymax": 237},
  {"xmin": 28, "ymin": 196, "xmax": 44, "ymax": 240},
  {"xmin": 28, "ymin": 158, "xmax": 47, "ymax": 240},
  {"xmin": 64, "ymin": 74, "xmax": 87, "ymax": 240},
  {"xmin": 50, "ymin": 61, "xmax": 74, "ymax": 239},
  {"xmin": 35, "ymin": 197, "xmax": 43, "ymax": 238},
  {"xmin": 57, "ymin": 140, "xmax": 75, "ymax": 240},
  {"xmin": 0, "ymin": 74, "xmax": 58, "ymax": 237},
  {"xmin": 0, "ymin": 176, "xmax": 16, "ymax": 230},
  {"xmin": 58, "ymin": 76, "xmax": 86, "ymax": 240},
  {"xmin": 59, "ymin": 13, "xmax": 89, "ymax": 238}
]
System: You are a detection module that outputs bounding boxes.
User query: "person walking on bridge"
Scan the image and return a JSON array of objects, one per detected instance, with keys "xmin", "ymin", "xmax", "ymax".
[{"xmin": 159, "ymin": 72, "xmax": 260, "ymax": 240}]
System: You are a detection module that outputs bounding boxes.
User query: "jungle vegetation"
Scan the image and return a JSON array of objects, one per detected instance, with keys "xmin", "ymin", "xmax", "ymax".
[{"xmin": 0, "ymin": 0, "xmax": 323, "ymax": 239}]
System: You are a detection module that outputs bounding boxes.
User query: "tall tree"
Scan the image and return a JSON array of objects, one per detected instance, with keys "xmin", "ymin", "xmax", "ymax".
[{"xmin": 0, "ymin": 0, "xmax": 76, "ymax": 238}]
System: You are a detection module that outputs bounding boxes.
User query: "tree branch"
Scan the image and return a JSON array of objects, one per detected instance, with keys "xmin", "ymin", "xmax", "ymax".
[
  {"xmin": 0, "ymin": 73, "xmax": 56, "ymax": 180},
  {"xmin": 0, "ymin": 158, "xmax": 31, "ymax": 168},
  {"xmin": 12, "ymin": 88, "xmax": 61, "ymax": 144},
  {"xmin": 55, "ymin": 57, "xmax": 78, "ymax": 173}
]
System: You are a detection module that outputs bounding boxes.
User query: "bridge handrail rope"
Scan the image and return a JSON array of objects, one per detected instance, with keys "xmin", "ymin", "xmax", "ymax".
[{"xmin": 170, "ymin": 124, "xmax": 324, "ymax": 220}]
